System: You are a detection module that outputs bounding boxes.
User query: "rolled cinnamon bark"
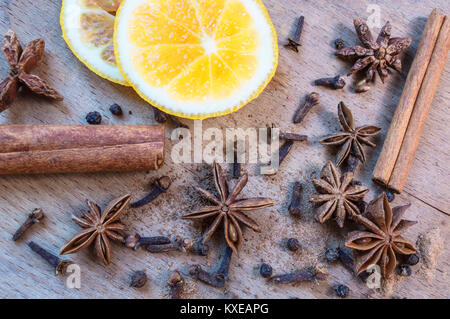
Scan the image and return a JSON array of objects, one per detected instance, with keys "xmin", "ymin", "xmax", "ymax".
[
  {"xmin": 0, "ymin": 125, "xmax": 164, "ymax": 174},
  {"xmin": 388, "ymin": 16, "xmax": 450, "ymax": 193},
  {"xmin": 372, "ymin": 9, "xmax": 446, "ymax": 186}
]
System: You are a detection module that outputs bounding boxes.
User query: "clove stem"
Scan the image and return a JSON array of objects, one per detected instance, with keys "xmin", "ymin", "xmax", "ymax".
[
  {"xmin": 272, "ymin": 266, "xmax": 328, "ymax": 284},
  {"xmin": 28, "ymin": 241, "xmax": 73, "ymax": 275},
  {"xmin": 131, "ymin": 176, "xmax": 172, "ymax": 208},
  {"xmin": 12, "ymin": 208, "xmax": 45, "ymax": 241},
  {"xmin": 288, "ymin": 182, "xmax": 303, "ymax": 217},
  {"xmin": 215, "ymin": 246, "xmax": 233, "ymax": 281}
]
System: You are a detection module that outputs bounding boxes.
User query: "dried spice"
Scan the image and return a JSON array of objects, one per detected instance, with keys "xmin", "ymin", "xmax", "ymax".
[
  {"xmin": 130, "ymin": 270, "xmax": 147, "ymax": 288},
  {"xmin": 285, "ymin": 16, "xmax": 304, "ymax": 52},
  {"xmin": 86, "ymin": 111, "xmax": 102, "ymax": 125},
  {"xmin": 320, "ymin": 102, "xmax": 381, "ymax": 166},
  {"xmin": 260, "ymin": 263, "xmax": 273, "ymax": 278},
  {"xmin": 168, "ymin": 270, "xmax": 184, "ymax": 299},
  {"xmin": 288, "ymin": 182, "xmax": 303, "ymax": 217},
  {"xmin": 334, "ymin": 284, "xmax": 349, "ymax": 298},
  {"xmin": 109, "ymin": 103, "xmax": 123, "ymax": 116},
  {"xmin": 293, "ymin": 92, "xmax": 319, "ymax": 124},
  {"xmin": 314, "ymin": 75, "xmax": 346, "ymax": 89},
  {"xmin": 12, "ymin": 208, "xmax": 45, "ymax": 241},
  {"xmin": 345, "ymin": 193, "xmax": 417, "ymax": 278},
  {"xmin": 0, "ymin": 30, "xmax": 63, "ymax": 112},
  {"xmin": 60, "ymin": 194, "xmax": 131, "ymax": 265},
  {"xmin": 272, "ymin": 265, "xmax": 329, "ymax": 284},
  {"xmin": 182, "ymin": 162, "xmax": 273, "ymax": 253},
  {"xmin": 131, "ymin": 176, "xmax": 171, "ymax": 208},
  {"xmin": 310, "ymin": 161, "xmax": 369, "ymax": 228},
  {"xmin": 28, "ymin": 241, "xmax": 73, "ymax": 275},
  {"xmin": 336, "ymin": 18, "xmax": 412, "ymax": 83}
]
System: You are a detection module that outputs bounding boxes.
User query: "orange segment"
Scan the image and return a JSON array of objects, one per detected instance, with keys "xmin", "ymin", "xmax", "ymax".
[
  {"xmin": 214, "ymin": 0, "xmax": 253, "ymax": 40},
  {"xmin": 210, "ymin": 53, "xmax": 239, "ymax": 99},
  {"xmin": 129, "ymin": 4, "xmax": 201, "ymax": 46},
  {"xmin": 217, "ymin": 49, "xmax": 257, "ymax": 83},
  {"xmin": 216, "ymin": 27, "xmax": 259, "ymax": 53},
  {"xmin": 195, "ymin": 0, "xmax": 228, "ymax": 36},
  {"xmin": 132, "ymin": 44, "xmax": 205, "ymax": 87},
  {"xmin": 167, "ymin": 55, "xmax": 211, "ymax": 103}
]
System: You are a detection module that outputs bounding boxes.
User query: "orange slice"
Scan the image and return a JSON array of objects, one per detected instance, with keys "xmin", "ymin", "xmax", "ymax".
[
  {"xmin": 61, "ymin": 0, "xmax": 128, "ymax": 85},
  {"xmin": 114, "ymin": 0, "xmax": 278, "ymax": 119}
]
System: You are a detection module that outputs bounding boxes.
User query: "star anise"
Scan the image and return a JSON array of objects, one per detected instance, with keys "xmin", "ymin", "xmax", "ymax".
[
  {"xmin": 336, "ymin": 18, "xmax": 411, "ymax": 83},
  {"xmin": 310, "ymin": 161, "xmax": 369, "ymax": 228},
  {"xmin": 182, "ymin": 163, "xmax": 274, "ymax": 253},
  {"xmin": 60, "ymin": 194, "xmax": 131, "ymax": 265},
  {"xmin": 319, "ymin": 101, "xmax": 381, "ymax": 166},
  {"xmin": 345, "ymin": 193, "xmax": 417, "ymax": 278},
  {"xmin": 0, "ymin": 30, "xmax": 63, "ymax": 112}
]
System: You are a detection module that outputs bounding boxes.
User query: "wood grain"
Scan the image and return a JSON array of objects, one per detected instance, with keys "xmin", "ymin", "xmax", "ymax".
[{"xmin": 0, "ymin": 0, "xmax": 448, "ymax": 299}]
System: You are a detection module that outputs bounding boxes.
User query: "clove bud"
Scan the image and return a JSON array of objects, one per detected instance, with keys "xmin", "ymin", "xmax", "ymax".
[
  {"xmin": 168, "ymin": 270, "xmax": 184, "ymax": 299},
  {"xmin": 124, "ymin": 233, "xmax": 171, "ymax": 250},
  {"xmin": 28, "ymin": 241, "xmax": 73, "ymax": 275},
  {"xmin": 288, "ymin": 182, "xmax": 303, "ymax": 217},
  {"xmin": 285, "ymin": 16, "xmax": 304, "ymax": 53},
  {"xmin": 314, "ymin": 75, "xmax": 346, "ymax": 89},
  {"xmin": 12, "ymin": 208, "xmax": 45, "ymax": 241},
  {"xmin": 131, "ymin": 176, "xmax": 172, "ymax": 208},
  {"xmin": 272, "ymin": 265, "xmax": 329, "ymax": 284},
  {"xmin": 189, "ymin": 265, "xmax": 225, "ymax": 288},
  {"xmin": 293, "ymin": 92, "xmax": 320, "ymax": 124},
  {"xmin": 146, "ymin": 237, "xmax": 193, "ymax": 253}
]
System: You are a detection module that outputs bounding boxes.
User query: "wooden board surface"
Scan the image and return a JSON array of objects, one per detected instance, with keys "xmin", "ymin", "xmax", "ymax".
[{"xmin": 0, "ymin": 0, "xmax": 449, "ymax": 299}]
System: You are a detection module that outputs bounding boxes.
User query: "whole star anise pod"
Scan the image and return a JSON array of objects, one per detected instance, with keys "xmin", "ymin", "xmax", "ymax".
[
  {"xmin": 346, "ymin": 193, "xmax": 417, "ymax": 278},
  {"xmin": 336, "ymin": 18, "xmax": 411, "ymax": 83},
  {"xmin": 319, "ymin": 102, "xmax": 381, "ymax": 166},
  {"xmin": 60, "ymin": 194, "xmax": 131, "ymax": 265},
  {"xmin": 0, "ymin": 30, "xmax": 63, "ymax": 112},
  {"xmin": 182, "ymin": 163, "xmax": 273, "ymax": 253},
  {"xmin": 310, "ymin": 161, "xmax": 369, "ymax": 228}
]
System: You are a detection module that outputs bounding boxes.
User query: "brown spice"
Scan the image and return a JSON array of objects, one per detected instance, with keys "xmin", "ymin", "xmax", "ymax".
[
  {"xmin": 124, "ymin": 233, "xmax": 171, "ymax": 250},
  {"xmin": 293, "ymin": 92, "xmax": 319, "ymax": 124},
  {"xmin": 28, "ymin": 241, "xmax": 73, "ymax": 275},
  {"xmin": 336, "ymin": 18, "xmax": 411, "ymax": 83},
  {"xmin": 182, "ymin": 162, "xmax": 273, "ymax": 253},
  {"xmin": 131, "ymin": 176, "xmax": 172, "ymax": 208},
  {"xmin": 272, "ymin": 265, "xmax": 329, "ymax": 284},
  {"xmin": 130, "ymin": 270, "xmax": 147, "ymax": 288},
  {"xmin": 285, "ymin": 16, "xmax": 305, "ymax": 52},
  {"xmin": 319, "ymin": 102, "xmax": 381, "ymax": 166},
  {"xmin": 60, "ymin": 194, "xmax": 131, "ymax": 265},
  {"xmin": 314, "ymin": 75, "xmax": 346, "ymax": 89},
  {"xmin": 345, "ymin": 193, "xmax": 417, "ymax": 278},
  {"xmin": 288, "ymin": 182, "xmax": 303, "ymax": 217},
  {"xmin": 12, "ymin": 208, "xmax": 45, "ymax": 241},
  {"xmin": 0, "ymin": 30, "xmax": 63, "ymax": 112},
  {"xmin": 310, "ymin": 161, "xmax": 369, "ymax": 228},
  {"xmin": 168, "ymin": 270, "xmax": 184, "ymax": 299}
]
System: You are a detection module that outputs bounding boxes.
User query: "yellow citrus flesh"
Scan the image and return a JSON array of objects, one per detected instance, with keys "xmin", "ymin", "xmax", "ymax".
[
  {"xmin": 115, "ymin": 0, "xmax": 278, "ymax": 119},
  {"xmin": 61, "ymin": 0, "xmax": 128, "ymax": 85}
]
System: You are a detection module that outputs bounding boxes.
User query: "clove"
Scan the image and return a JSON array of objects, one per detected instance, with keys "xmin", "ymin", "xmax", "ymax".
[
  {"xmin": 168, "ymin": 270, "xmax": 184, "ymax": 299},
  {"xmin": 314, "ymin": 75, "xmax": 346, "ymax": 89},
  {"xmin": 288, "ymin": 182, "xmax": 303, "ymax": 217},
  {"xmin": 146, "ymin": 237, "xmax": 193, "ymax": 253},
  {"xmin": 130, "ymin": 270, "xmax": 147, "ymax": 288},
  {"xmin": 285, "ymin": 16, "xmax": 304, "ymax": 53},
  {"xmin": 215, "ymin": 246, "xmax": 233, "ymax": 282},
  {"xmin": 124, "ymin": 233, "xmax": 171, "ymax": 250},
  {"xmin": 279, "ymin": 132, "xmax": 308, "ymax": 142},
  {"xmin": 335, "ymin": 38, "xmax": 345, "ymax": 50},
  {"xmin": 272, "ymin": 265, "xmax": 329, "ymax": 284},
  {"xmin": 278, "ymin": 140, "xmax": 294, "ymax": 166},
  {"xmin": 293, "ymin": 92, "xmax": 320, "ymax": 124},
  {"xmin": 131, "ymin": 176, "xmax": 172, "ymax": 208},
  {"xmin": 189, "ymin": 264, "xmax": 225, "ymax": 288},
  {"xmin": 12, "ymin": 208, "xmax": 45, "ymax": 241},
  {"xmin": 154, "ymin": 107, "xmax": 189, "ymax": 129},
  {"xmin": 28, "ymin": 241, "xmax": 73, "ymax": 275}
]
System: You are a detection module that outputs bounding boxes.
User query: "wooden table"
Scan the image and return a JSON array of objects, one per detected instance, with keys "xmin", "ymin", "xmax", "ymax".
[{"xmin": 0, "ymin": 0, "xmax": 448, "ymax": 299}]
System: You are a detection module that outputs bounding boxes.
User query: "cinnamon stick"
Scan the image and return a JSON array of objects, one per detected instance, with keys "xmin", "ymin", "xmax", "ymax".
[
  {"xmin": 372, "ymin": 9, "xmax": 446, "ymax": 186},
  {"xmin": 388, "ymin": 16, "xmax": 450, "ymax": 193},
  {"xmin": 0, "ymin": 125, "xmax": 164, "ymax": 174}
]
